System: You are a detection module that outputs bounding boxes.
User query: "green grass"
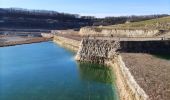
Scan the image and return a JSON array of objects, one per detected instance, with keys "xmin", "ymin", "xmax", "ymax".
[{"xmin": 97, "ymin": 16, "xmax": 170, "ymax": 30}]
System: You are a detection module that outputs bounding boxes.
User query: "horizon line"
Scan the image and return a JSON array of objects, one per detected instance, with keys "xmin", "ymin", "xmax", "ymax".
[{"xmin": 1, "ymin": 7, "xmax": 169, "ymax": 18}]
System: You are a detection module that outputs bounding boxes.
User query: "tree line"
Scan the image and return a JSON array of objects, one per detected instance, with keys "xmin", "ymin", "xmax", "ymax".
[{"xmin": 0, "ymin": 8, "xmax": 169, "ymax": 29}]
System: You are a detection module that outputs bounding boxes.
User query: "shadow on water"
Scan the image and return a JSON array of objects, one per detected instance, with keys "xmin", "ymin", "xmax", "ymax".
[
  {"xmin": 77, "ymin": 62, "xmax": 115, "ymax": 84},
  {"xmin": 152, "ymin": 53, "xmax": 170, "ymax": 60}
]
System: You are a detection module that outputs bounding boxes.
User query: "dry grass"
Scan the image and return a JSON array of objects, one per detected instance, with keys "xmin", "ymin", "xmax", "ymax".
[{"xmin": 97, "ymin": 16, "xmax": 170, "ymax": 30}]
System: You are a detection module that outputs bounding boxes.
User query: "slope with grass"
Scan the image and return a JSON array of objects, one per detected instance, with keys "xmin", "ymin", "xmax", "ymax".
[
  {"xmin": 79, "ymin": 16, "xmax": 170, "ymax": 37},
  {"xmin": 100, "ymin": 16, "xmax": 170, "ymax": 30}
]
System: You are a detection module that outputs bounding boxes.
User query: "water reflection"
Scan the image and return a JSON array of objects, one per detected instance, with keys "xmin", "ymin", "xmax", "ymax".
[
  {"xmin": 0, "ymin": 42, "xmax": 118, "ymax": 100},
  {"xmin": 77, "ymin": 62, "xmax": 115, "ymax": 84}
]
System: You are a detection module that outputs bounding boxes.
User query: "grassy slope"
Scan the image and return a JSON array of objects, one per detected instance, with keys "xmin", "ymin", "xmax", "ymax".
[{"xmin": 98, "ymin": 16, "xmax": 170, "ymax": 30}]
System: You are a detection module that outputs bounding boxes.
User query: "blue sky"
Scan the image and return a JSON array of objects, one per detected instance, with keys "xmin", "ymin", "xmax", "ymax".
[{"xmin": 0, "ymin": 0, "xmax": 170, "ymax": 17}]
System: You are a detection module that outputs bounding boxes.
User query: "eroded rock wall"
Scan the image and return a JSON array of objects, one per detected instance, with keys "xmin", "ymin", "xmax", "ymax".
[{"xmin": 75, "ymin": 38, "xmax": 120, "ymax": 64}]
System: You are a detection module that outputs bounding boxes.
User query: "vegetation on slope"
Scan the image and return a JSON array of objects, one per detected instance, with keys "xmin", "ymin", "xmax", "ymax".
[{"xmin": 98, "ymin": 16, "xmax": 170, "ymax": 30}]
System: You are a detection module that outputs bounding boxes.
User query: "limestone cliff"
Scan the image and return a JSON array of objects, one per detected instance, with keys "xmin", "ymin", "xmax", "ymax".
[{"xmin": 79, "ymin": 27, "xmax": 160, "ymax": 37}]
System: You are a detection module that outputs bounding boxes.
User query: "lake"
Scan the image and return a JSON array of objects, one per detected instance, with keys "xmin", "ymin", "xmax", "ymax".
[{"xmin": 0, "ymin": 42, "xmax": 118, "ymax": 100}]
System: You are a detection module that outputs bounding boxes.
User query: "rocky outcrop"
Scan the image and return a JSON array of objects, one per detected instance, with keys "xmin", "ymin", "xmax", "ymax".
[{"xmin": 79, "ymin": 27, "xmax": 160, "ymax": 37}]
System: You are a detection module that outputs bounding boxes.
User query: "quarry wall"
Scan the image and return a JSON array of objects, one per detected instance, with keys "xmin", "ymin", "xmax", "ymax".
[
  {"xmin": 79, "ymin": 27, "xmax": 160, "ymax": 37},
  {"xmin": 76, "ymin": 38, "xmax": 170, "ymax": 64},
  {"xmin": 53, "ymin": 35, "xmax": 170, "ymax": 100}
]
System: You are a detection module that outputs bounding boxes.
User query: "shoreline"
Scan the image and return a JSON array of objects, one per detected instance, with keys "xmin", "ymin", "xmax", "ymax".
[{"xmin": 0, "ymin": 37, "xmax": 52, "ymax": 47}]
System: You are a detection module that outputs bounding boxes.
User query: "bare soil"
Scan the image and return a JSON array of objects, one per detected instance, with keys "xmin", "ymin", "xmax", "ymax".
[{"xmin": 120, "ymin": 53, "xmax": 170, "ymax": 100}]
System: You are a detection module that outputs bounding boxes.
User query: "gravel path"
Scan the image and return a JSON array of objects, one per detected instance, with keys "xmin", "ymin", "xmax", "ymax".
[{"xmin": 120, "ymin": 53, "xmax": 170, "ymax": 100}]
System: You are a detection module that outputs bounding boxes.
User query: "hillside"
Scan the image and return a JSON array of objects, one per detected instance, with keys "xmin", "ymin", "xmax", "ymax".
[
  {"xmin": 0, "ymin": 8, "xmax": 168, "ymax": 30},
  {"xmin": 79, "ymin": 17, "xmax": 170, "ymax": 37},
  {"xmin": 98, "ymin": 16, "xmax": 170, "ymax": 30}
]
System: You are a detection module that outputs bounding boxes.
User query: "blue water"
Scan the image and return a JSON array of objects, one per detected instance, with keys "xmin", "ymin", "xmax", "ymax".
[{"xmin": 0, "ymin": 42, "xmax": 118, "ymax": 100}]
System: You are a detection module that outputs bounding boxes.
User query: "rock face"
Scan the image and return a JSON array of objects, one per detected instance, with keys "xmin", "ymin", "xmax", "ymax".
[
  {"xmin": 75, "ymin": 38, "xmax": 170, "ymax": 64},
  {"xmin": 79, "ymin": 27, "xmax": 160, "ymax": 37},
  {"xmin": 75, "ymin": 38, "xmax": 120, "ymax": 64}
]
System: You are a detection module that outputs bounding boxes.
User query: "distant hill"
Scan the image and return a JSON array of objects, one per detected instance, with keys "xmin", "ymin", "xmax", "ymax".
[
  {"xmin": 99, "ymin": 16, "xmax": 170, "ymax": 30},
  {"xmin": 0, "ymin": 8, "xmax": 94, "ymax": 29},
  {"xmin": 0, "ymin": 8, "xmax": 169, "ymax": 30}
]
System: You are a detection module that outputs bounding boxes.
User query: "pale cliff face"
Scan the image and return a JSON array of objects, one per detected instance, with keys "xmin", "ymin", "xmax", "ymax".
[{"xmin": 79, "ymin": 27, "xmax": 160, "ymax": 37}]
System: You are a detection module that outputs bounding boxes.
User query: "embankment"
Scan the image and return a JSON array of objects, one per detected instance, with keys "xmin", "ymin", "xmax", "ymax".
[
  {"xmin": 109, "ymin": 55, "xmax": 148, "ymax": 100},
  {"xmin": 53, "ymin": 35, "xmax": 80, "ymax": 51},
  {"xmin": 121, "ymin": 53, "xmax": 170, "ymax": 100}
]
